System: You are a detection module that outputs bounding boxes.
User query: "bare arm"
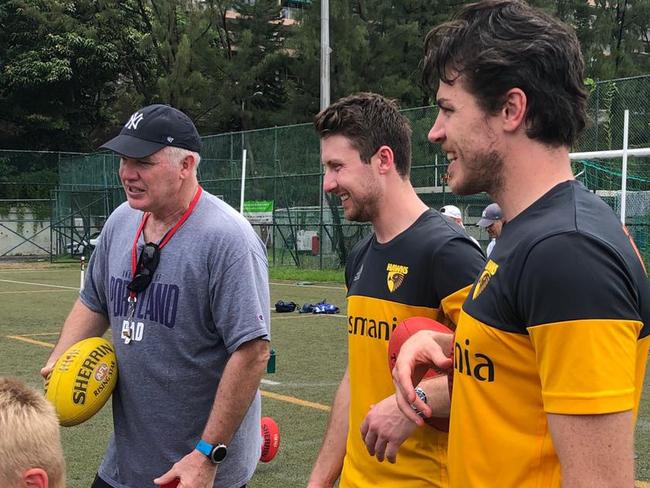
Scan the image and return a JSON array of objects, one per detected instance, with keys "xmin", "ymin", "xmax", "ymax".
[
  {"xmin": 41, "ymin": 298, "xmax": 109, "ymax": 378},
  {"xmin": 547, "ymin": 411, "xmax": 634, "ymax": 488},
  {"xmin": 360, "ymin": 374, "xmax": 449, "ymax": 464},
  {"xmin": 202, "ymin": 337, "xmax": 270, "ymax": 444},
  {"xmin": 392, "ymin": 330, "xmax": 454, "ymax": 426},
  {"xmin": 360, "ymin": 393, "xmax": 417, "ymax": 464},
  {"xmin": 417, "ymin": 375, "xmax": 450, "ymax": 418},
  {"xmin": 154, "ymin": 337, "xmax": 270, "ymax": 488},
  {"xmin": 307, "ymin": 367, "xmax": 350, "ymax": 488}
]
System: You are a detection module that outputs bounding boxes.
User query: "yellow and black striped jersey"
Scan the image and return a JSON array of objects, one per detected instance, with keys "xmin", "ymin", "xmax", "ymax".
[
  {"xmin": 450, "ymin": 180, "xmax": 650, "ymax": 487},
  {"xmin": 341, "ymin": 209, "xmax": 485, "ymax": 488}
]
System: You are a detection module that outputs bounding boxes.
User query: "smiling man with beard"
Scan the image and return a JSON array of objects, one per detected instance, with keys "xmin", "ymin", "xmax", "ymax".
[
  {"xmin": 307, "ymin": 93, "xmax": 485, "ymax": 488},
  {"xmin": 392, "ymin": 2, "xmax": 650, "ymax": 487}
]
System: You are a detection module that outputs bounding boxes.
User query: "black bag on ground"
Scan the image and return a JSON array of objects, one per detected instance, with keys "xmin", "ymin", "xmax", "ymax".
[{"xmin": 275, "ymin": 300, "xmax": 297, "ymax": 313}]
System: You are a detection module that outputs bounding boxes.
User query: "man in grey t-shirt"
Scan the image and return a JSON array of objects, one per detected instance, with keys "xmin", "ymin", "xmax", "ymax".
[{"xmin": 41, "ymin": 104, "xmax": 270, "ymax": 488}]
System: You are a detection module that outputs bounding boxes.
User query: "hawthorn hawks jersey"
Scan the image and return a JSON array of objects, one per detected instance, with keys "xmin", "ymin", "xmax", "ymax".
[
  {"xmin": 451, "ymin": 180, "xmax": 650, "ymax": 487},
  {"xmin": 341, "ymin": 209, "xmax": 485, "ymax": 487}
]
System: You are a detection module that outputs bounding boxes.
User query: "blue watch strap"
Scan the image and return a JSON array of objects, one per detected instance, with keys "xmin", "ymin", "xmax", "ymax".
[{"xmin": 196, "ymin": 439, "xmax": 213, "ymax": 457}]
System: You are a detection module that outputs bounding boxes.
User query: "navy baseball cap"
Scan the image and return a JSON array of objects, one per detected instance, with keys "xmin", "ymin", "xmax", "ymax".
[
  {"xmin": 100, "ymin": 104, "xmax": 201, "ymax": 158},
  {"xmin": 477, "ymin": 203, "xmax": 503, "ymax": 228}
]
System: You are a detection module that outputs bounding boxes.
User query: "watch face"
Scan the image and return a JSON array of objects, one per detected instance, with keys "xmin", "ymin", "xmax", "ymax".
[{"xmin": 210, "ymin": 444, "xmax": 227, "ymax": 463}]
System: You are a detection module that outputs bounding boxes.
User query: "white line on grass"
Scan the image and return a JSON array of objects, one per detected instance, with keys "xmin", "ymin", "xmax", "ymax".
[
  {"xmin": 261, "ymin": 379, "xmax": 281, "ymax": 385},
  {"xmin": 0, "ymin": 279, "xmax": 78, "ymax": 290},
  {"xmin": 270, "ymin": 281, "xmax": 344, "ymax": 290},
  {"xmin": 262, "ymin": 381, "xmax": 340, "ymax": 388},
  {"xmin": 271, "ymin": 313, "xmax": 345, "ymax": 319},
  {"xmin": 0, "ymin": 268, "xmax": 70, "ymax": 273},
  {"xmin": 0, "ymin": 289, "xmax": 75, "ymax": 294}
]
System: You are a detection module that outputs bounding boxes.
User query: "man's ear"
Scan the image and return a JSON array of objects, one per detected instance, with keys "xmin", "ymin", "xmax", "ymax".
[
  {"xmin": 22, "ymin": 468, "xmax": 48, "ymax": 488},
  {"xmin": 501, "ymin": 88, "xmax": 527, "ymax": 133},
  {"xmin": 179, "ymin": 154, "xmax": 196, "ymax": 178},
  {"xmin": 375, "ymin": 145, "xmax": 395, "ymax": 175}
]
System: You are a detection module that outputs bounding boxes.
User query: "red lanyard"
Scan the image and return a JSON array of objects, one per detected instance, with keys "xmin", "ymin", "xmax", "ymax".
[{"xmin": 129, "ymin": 186, "xmax": 203, "ymax": 300}]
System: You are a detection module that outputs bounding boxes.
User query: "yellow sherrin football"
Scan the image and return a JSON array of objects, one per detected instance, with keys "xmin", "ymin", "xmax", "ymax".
[{"xmin": 44, "ymin": 337, "xmax": 118, "ymax": 426}]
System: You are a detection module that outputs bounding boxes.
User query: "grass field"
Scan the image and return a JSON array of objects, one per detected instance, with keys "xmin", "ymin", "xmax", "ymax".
[{"xmin": 0, "ymin": 262, "xmax": 649, "ymax": 487}]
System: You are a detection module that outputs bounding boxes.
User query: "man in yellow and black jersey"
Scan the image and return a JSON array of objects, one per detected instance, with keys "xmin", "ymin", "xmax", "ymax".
[
  {"xmin": 393, "ymin": 2, "xmax": 650, "ymax": 487},
  {"xmin": 307, "ymin": 93, "xmax": 485, "ymax": 488}
]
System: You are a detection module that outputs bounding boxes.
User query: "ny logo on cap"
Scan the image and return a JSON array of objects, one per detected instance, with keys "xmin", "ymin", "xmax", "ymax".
[{"xmin": 125, "ymin": 112, "xmax": 144, "ymax": 130}]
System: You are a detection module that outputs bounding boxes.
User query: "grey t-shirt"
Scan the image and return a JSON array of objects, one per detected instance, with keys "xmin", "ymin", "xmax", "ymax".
[{"xmin": 80, "ymin": 190, "xmax": 270, "ymax": 488}]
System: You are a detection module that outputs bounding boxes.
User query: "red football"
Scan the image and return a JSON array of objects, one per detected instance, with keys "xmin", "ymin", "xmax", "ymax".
[
  {"xmin": 388, "ymin": 317, "xmax": 454, "ymax": 431},
  {"xmin": 260, "ymin": 416, "xmax": 280, "ymax": 462}
]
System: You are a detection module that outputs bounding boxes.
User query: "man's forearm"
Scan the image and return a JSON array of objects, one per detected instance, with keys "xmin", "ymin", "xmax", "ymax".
[
  {"xmin": 43, "ymin": 298, "xmax": 109, "ymax": 374},
  {"xmin": 200, "ymin": 338, "xmax": 270, "ymax": 445},
  {"xmin": 418, "ymin": 375, "xmax": 450, "ymax": 418},
  {"xmin": 308, "ymin": 369, "xmax": 350, "ymax": 487}
]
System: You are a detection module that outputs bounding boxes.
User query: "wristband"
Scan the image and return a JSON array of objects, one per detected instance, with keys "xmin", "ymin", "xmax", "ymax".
[{"xmin": 412, "ymin": 386, "xmax": 428, "ymax": 418}]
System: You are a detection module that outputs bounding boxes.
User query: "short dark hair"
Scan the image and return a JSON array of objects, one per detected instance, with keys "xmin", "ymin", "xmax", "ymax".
[
  {"xmin": 314, "ymin": 93, "xmax": 413, "ymax": 177},
  {"xmin": 423, "ymin": 0, "xmax": 587, "ymax": 147}
]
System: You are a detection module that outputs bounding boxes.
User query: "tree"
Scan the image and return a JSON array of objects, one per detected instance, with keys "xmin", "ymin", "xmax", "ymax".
[
  {"xmin": 3, "ymin": 0, "xmax": 650, "ymax": 153},
  {"xmin": 285, "ymin": 0, "xmax": 464, "ymax": 121},
  {"xmin": 536, "ymin": 0, "xmax": 650, "ymax": 80},
  {"xmin": 0, "ymin": 0, "xmax": 121, "ymax": 151},
  {"xmin": 203, "ymin": 0, "xmax": 293, "ymax": 132}
]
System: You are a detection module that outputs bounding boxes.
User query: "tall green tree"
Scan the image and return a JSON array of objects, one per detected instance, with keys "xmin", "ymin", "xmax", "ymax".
[
  {"xmin": 0, "ymin": 0, "xmax": 121, "ymax": 151},
  {"xmin": 96, "ymin": 0, "xmax": 221, "ymax": 135},
  {"xmin": 285, "ymin": 0, "xmax": 464, "ymax": 120},
  {"xmin": 202, "ymin": 0, "xmax": 293, "ymax": 132},
  {"xmin": 285, "ymin": 0, "xmax": 370, "ymax": 123},
  {"xmin": 535, "ymin": 0, "xmax": 650, "ymax": 79}
]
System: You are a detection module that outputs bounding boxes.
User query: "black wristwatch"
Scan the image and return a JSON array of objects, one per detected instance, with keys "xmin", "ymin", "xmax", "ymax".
[{"xmin": 196, "ymin": 439, "xmax": 228, "ymax": 464}]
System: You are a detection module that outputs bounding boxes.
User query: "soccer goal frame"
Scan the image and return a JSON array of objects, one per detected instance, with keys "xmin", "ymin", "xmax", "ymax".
[{"xmin": 570, "ymin": 110, "xmax": 650, "ymax": 225}]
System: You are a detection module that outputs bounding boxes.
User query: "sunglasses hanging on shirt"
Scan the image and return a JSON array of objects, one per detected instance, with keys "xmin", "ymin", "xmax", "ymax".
[{"xmin": 127, "ymin": 242, "xmax": 160, "ymax": 294}]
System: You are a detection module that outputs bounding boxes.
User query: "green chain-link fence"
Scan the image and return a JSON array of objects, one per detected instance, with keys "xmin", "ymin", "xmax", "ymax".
[
  {"xmin": 3, "ymin": 75, "xmax": 650, "ymax": 267},
  {"xmin": 0, "ymin": 150, "xmax": 75, "ymax": 257}
]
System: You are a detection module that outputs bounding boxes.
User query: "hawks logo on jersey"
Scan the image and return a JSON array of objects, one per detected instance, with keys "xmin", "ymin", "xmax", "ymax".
[
  {"xmin": 473, "ymin": 259, "xmax": 499, "ymax": 299},
  {"xmin": 386, "ymin": 263, "xmax": 408, "ymax": 292}
]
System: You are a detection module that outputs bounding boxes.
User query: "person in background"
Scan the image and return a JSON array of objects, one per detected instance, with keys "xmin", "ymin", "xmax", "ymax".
[
  {"xmin": 439, "ymin": 204, "xmax": 481, "ymax": 248},
  {"xmin": 476, "ymin": 202, "xmax": 504, "ymax": 256},
  {"xmin": 0, "ymin": 377, "xmax": 65, "ymax": 488},
  {"xmin": 393, "ymin": 1, "xmax": 649, "ymax": 487},
  {"xmin": 41, "ymin": 104, "xmax": 270, "ymax": 488},
  {"xmin": 308, "ymin": 92, "xmax": 484, "ymax": 488}
]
